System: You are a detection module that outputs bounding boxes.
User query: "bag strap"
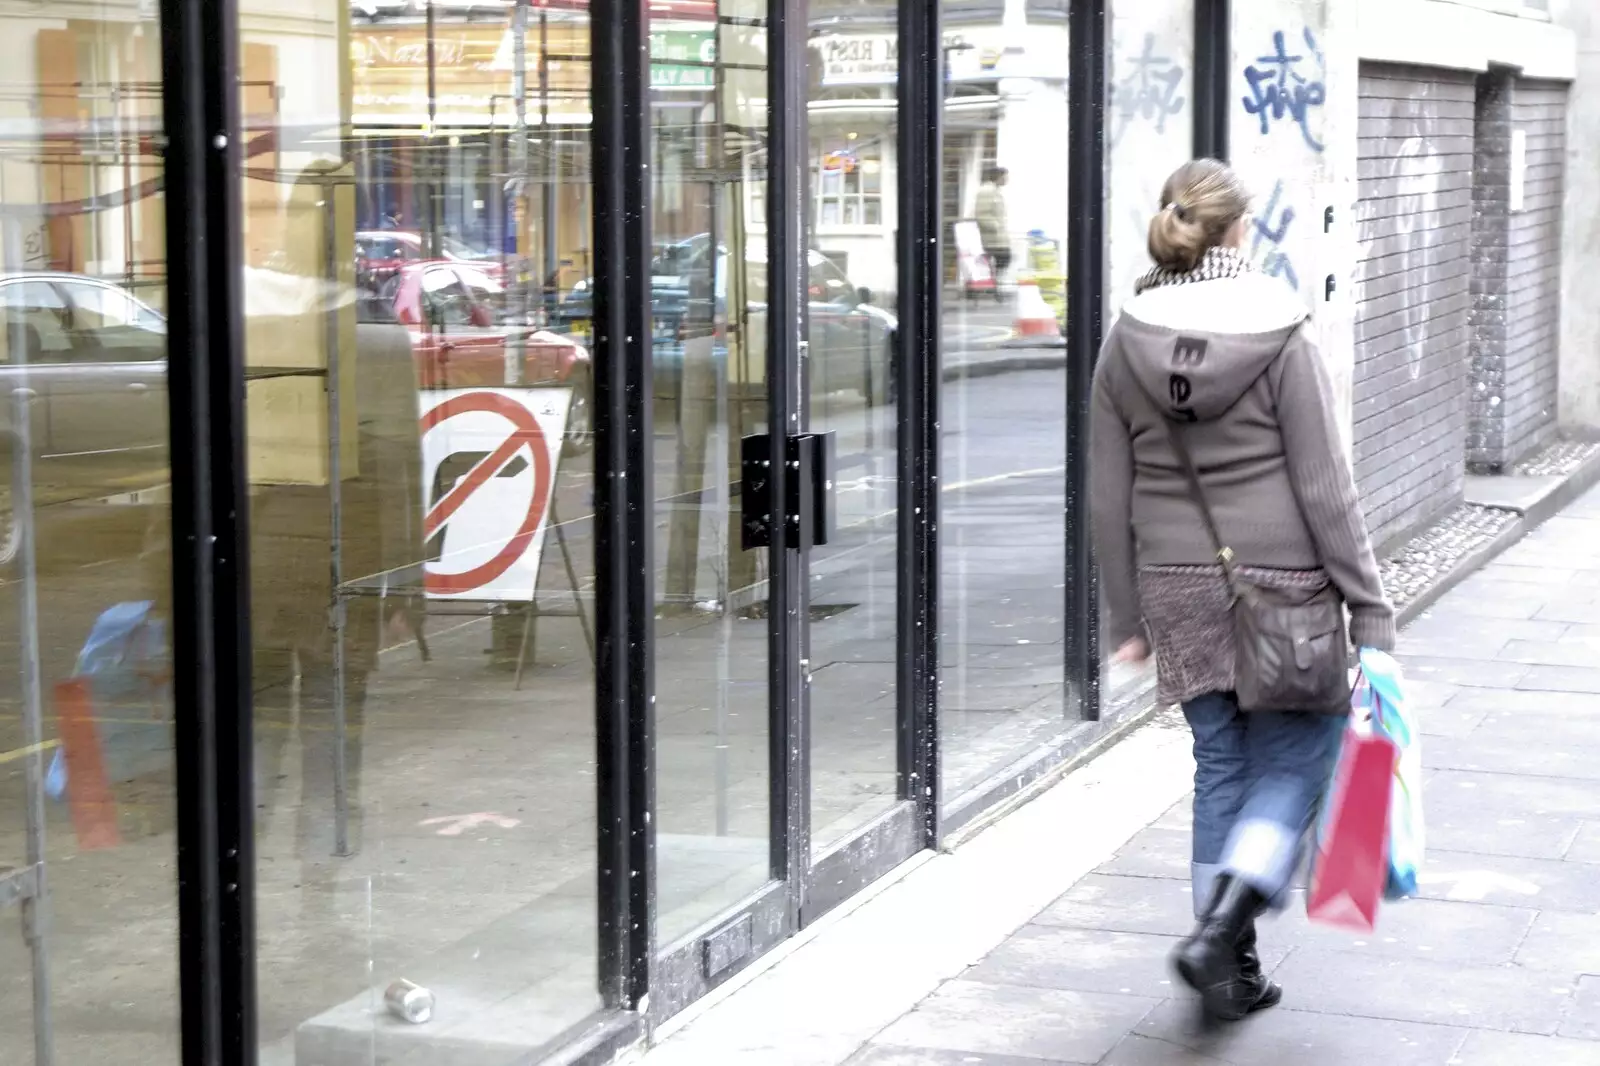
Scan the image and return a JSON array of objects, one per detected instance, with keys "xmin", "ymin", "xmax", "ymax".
[
  {"xmin": 1125, "ymin": 324, "xmax": 1303, "ymax": 591},
  {"xmin": 1148, "ymin": 407, "xmax": 1241, "ymax": 591}
]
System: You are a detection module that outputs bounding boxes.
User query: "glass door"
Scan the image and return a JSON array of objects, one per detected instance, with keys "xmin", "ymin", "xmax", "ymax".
[
  {"xmin": 803, "ymin": 2, "xmax": 906, "ymax": 861},
  {"xmin": 648, "ymin": 0, "xmax": 788, "ymax": 951},
  {"xmin": 646, "ymin": 0, "xmax": 921, "ymax": 994}
]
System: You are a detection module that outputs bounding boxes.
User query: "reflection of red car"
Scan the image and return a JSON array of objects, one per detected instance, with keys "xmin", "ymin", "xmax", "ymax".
[
  {"xmin": 356, "ymin": 230, "xmax": 512, "ymax": 291},
  {"xmin": 386, "ymin": 262, "xmax": 591, "ymax": 452}
]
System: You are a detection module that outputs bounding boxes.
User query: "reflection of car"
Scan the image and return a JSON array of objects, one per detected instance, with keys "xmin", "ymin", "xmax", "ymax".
[
  {"xmin": 0, "ymin": 273, "xmax": 170, "ymax": 560},
  {"xmin": 386, "ymin": 262, "xmax": 593, "ymax": 451},
  {"xmin": 356, "ymin": 230, "xmax": 520, "ymax": 293},
  {"xmin": 553, "ymin": 237, "xmax": 898, "ymax": 403}
]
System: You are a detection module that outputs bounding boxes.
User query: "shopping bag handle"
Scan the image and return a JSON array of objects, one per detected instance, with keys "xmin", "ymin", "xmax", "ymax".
[{"xmin": 1353, "ymin": 662, "xmax": 1410, "ymax": 748}]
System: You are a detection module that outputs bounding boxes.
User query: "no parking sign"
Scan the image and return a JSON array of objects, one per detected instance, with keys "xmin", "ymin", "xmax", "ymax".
[{"xmin": 419, "ymin": 387, "xmax": 571, "ymax": 601}]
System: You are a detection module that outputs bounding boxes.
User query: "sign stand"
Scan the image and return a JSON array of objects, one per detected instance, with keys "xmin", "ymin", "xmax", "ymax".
[
  {"xmin": 512, "ymin": 495, "xmax": 595, "ymax": 690},
  {"xmin": 329, "ymin": 384, "xmax": 593, "ymax": 854}
]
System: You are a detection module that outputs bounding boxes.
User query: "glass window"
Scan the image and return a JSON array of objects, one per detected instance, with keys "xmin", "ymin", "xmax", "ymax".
[
  {"xmin": 242, "ymin": 2, "xmax": 602, "ymax": 1060},
  {"xmin": 806, "ymin": 250, "xmax": 857, "ymax": 306},
  {"xmin": 938, "ymin": 0, "xmax": 1077, "ymax": 803},
  {"xmin": 804, "ymin": 0, "xmax": 902, "ymax": 858},
  {"xmin": 649, "ymin": 0, "xmax": 775, "ymax": 946},
  {"xmin": 421, "ymin": 266, "xmax": 477, "ymax": 327},
  {"xmin": 0, "ymin": 281, "xmax": 74, "ymax": 362},
  {"xmin": 0, "ymin": 4, "xmax": 178, "ymax": 1062},
  {"xmin": 58, "ymin": 281, "xmax": 167, "ymax": 360},
  {"xmin": 811, "ymin": 132, "xmax": 886, "ymax": 229}
]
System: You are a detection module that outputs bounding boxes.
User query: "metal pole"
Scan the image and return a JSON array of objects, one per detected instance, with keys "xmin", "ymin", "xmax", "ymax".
[
  {"xmin": 491, "ymin": 93, "xmax": 504, "ymax": 290},
  {"xmin": 539, "ymin": 7, "xmax": 557, "ymax": 321},
  {"xmin": 710, "ymin": 36, "xmax": 729, "ymax": 838},
  {"xmin": 425, "ymin": 0, "xmax": 440, "ymax": 259},
  {"xmin": 509, "ymin": 0, "xmax": 529, "ymax": 383},
  {"xmin": 325, "ymin": 189, "xmax": 351, "ymax": 857},
  {"xmin": 8, "ymin": 217, "xmax": 53, "ymax": 1066}
]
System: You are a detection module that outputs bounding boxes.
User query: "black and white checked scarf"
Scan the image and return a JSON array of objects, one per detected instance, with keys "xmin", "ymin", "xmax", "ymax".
[{"xmin": 1133, "ymin": 245, "xmax": 1251, "ymax": 296}]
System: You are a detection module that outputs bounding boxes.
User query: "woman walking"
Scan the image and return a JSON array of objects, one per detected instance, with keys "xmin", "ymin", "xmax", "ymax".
[{"xmin": 1089, "ymin": 159, "xmax": 1394, "ymax": 1021}]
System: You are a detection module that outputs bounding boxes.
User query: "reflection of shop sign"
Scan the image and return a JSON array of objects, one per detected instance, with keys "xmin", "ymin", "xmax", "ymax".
[
  {"xmin": 815, "ymin": 33, "xmax": 898, "ymax": 86},
  {"xmin": 819, "ymin": 150, "xmax": 856, "ymax": 174},
  {"xmin": 650, "ymin": 30, "xmax": 716, "ymax": 91},
  {"xmin": 352, "ymin": 33, "xmax": 480, "ymax": 69},
  {"xmin": 814, "ymin": 31, "xmax": 1008, "ymax": 86}
]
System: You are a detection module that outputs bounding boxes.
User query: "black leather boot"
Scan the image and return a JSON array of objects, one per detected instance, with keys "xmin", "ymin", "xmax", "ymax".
[
  {"xmin": 1171, "ymin": 874, "xmax": 1268, "ymax": 1021},
  {"xmin": 1235, "ymin": 921, "xmax": 1282, "ymax": 1013}
]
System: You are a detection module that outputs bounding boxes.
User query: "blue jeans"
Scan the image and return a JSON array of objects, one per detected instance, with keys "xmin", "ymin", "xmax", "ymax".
[{"xmin": 1183, "ymin": 692, "xmax": 1345, "ymax": 918}]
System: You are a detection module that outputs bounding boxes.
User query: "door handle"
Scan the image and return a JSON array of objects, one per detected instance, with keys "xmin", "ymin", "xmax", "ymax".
[
  {"xmin": 126, "ymin": 382, "xmax": 150, "ymax": 394},
  {"xmin": 739, "ymin": 430, "xmax": 835, "ymax": 551},
  {"xmin": 11, "ymin": 388, "xmax": 39, "ymax": 404}
]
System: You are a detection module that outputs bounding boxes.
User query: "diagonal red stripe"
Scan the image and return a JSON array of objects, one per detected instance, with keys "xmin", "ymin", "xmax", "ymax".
[{"xmin": 424, "ymin": 430, "xmax": 535, "ymax": 538}]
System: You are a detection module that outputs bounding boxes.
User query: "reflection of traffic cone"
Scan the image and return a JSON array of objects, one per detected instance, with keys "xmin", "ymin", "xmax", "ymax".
[
  {"xmin": 55, "ymin": 678, "xmax": 122, "ymax": 850},
  {"xmin": 1012, "ymin": 279, "xmax": 1062, "ymax": 339}
]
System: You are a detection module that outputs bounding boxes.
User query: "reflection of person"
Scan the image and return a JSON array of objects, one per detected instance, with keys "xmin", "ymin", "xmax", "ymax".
[
  {"xmin": 251, "ymin": 291, "xmax": 423, "ymax": 862},
  {"xmin": 1089, "ymin": 159, "xmax": 1394, "ymax": 1022},
  {"xmin": 974, "ymin": 166, "xmax": 1011, "ymax": 279}
]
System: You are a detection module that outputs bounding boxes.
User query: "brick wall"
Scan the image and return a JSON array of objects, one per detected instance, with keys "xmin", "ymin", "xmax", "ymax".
[
  {"xmin": 1353, "ymin": 64, "xmax": 1477, "ymax": 550},
  {"xmin": 1467, "ymin": 73, "xmax": 1567, "ymax": 470}
]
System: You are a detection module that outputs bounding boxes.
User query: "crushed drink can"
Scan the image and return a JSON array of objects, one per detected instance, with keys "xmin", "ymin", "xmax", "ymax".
[{"xmin": 384, "ymin": 979, "xmax": 434, "ymax": 1025}]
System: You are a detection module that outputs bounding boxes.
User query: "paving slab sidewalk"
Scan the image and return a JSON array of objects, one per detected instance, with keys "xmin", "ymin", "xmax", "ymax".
[
  {"xmin": 643, "ymin": 484, "xmax": 1600, "ymax": 1066},
  {"xmin": 849, "ymin": 483, "xmax": 1600, "ymax": 1065}
]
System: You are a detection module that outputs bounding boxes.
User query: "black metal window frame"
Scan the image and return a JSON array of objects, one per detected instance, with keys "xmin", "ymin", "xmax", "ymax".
[
  {"xmin": 147, "ymin": 0, "xmax": 1237, "ymax": 1061},
  {"xmin": 1064, "ymin": 0, "xmax": 1108, "ymax": 726},
  {"xmin": 160, "ymin": 0, "xmax": 255, "ymax": 1062}
]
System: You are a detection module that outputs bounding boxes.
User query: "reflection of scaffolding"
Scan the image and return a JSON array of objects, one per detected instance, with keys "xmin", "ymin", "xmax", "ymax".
[{"xmin": 0, "ymin": 80, "xmax": 281, "ymax": 303}]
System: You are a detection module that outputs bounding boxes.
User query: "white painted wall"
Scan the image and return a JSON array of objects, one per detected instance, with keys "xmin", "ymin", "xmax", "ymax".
[
  {"xmin": 1229, "ymin": 0, "xmax": 1580, "ymax": 443},
  {"xmin": 1105, "ymin": 0, "xmax": 1195, "ymax": 318},
  {"xmin": 1230, "ymin": 0, "xmax": 1360, "ymax": 439},
  {"xmin": 1550, "ymin": 0, "xmax": 1600, "ymax": 430}
]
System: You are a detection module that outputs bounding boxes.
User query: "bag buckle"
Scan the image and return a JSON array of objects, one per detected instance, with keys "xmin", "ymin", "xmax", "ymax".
[{"xmin": 1217, "ymin": 546, "xmax": 1235, "ymax": 565}]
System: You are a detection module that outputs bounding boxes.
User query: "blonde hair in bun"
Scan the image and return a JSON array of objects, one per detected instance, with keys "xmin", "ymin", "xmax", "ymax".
[{"xmin": 1146, "ymin": 158, "xmax": 1251, "ymax": 273}]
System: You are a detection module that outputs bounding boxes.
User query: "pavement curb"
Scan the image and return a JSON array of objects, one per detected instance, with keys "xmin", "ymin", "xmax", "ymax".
[
  {"xmin": 943, "ymin": 351, "xmax": 1067, "ymax": 381},
  {"xmin": 1517, "ymin": 445, "xmax": 1600, "ymax": 528},
  {"xmin": 1395, "ymin": 447, "xmax": 1600, "ymax": 629}
]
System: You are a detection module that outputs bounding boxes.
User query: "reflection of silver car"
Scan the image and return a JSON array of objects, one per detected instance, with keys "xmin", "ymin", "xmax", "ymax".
[{"xmin": 0, "ymin": 273, "xmax": 169, "ymax": 561}]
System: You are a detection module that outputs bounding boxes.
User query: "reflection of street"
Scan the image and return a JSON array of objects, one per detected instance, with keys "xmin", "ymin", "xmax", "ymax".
[{"xmin": 0, "ymin": 367, "xmax": 1077, "ymax": 1064}]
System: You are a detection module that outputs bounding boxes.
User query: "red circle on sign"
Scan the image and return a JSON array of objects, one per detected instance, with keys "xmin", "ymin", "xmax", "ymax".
[{"xmin": 420, "ymin": 391, "xmax": 553, "ymax": 597}]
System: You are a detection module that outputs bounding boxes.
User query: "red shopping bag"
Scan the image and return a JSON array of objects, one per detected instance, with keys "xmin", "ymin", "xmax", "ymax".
[{"xmin": 1307, "ymin": 725, "xmax": 1398, "ymax": 932}]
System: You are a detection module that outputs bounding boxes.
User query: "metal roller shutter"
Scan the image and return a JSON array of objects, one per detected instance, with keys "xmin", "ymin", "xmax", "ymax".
[{"xmin": 1352, "ymin": 63, "xmax": 1478, "ymax": 550}]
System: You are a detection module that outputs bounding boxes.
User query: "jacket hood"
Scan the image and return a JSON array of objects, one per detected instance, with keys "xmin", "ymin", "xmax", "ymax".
[{"xmin": 1116, "ymin": 273, "xmax": 1309, "ymax": 422}]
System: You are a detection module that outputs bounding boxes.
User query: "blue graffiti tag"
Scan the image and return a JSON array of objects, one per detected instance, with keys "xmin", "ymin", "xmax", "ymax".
[
  {"xmin": 1250, "ymin": 180, "xmax": 1299, "ymax": 290},
  {"xmin": 1111, "ymin": 34, "xmax": 1186, "ymax": 146},
  {"xmin": 1241, "ymin": 28, "xmax": 1326, "ymax": 152}
]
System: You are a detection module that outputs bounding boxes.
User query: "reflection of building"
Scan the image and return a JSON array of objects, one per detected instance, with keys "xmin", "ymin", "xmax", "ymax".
[
  {"xmin": 347, "ymin": 9, "xmax": 594, "ymax": 293},
  {"xmin": 0, "ymin": 14, "xmax": 166, "ymax": 301},
  {"xmin": 807, "ymin": 5, "xmax": 1071, "ymax": 295}
]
